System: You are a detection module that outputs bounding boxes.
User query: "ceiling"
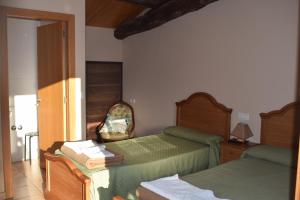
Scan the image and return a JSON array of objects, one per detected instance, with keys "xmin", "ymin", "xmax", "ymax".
[
  {"xmin": 86, "ymin": 0, "xmax": 145, "ymax": 28},
  {"xmin": 86, "ymin": 0, "xmax": 218, "ymax": 39}
]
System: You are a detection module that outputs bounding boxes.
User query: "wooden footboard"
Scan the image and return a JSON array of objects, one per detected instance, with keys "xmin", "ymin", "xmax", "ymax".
[{"xmin": 44, "ymin": 153, "xmax": 91, "ymax": 200}]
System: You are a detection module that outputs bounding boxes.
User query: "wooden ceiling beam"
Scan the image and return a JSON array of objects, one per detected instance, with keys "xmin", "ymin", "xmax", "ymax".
[
  {"xmin": 114, "ymin": 0, "xmax": 218, "ymax": 39},
  {"xmin": 121, "ymin": 0, "xmax": 170, "ymax": 8}
]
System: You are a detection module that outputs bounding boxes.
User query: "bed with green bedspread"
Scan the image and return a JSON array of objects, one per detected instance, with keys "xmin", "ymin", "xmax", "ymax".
[
  {"xmin": 181, "ymin": 145, "xmax": 296, "ymax": 200},
  {"xmin": 56, "ymin": 127, "xmax": 222, "ymax": 200}
]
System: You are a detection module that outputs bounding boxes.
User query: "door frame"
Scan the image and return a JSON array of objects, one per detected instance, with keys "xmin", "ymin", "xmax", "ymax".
[{"xmin": 0, "ymin": 6, "xmax": 77, "ymax": 199}]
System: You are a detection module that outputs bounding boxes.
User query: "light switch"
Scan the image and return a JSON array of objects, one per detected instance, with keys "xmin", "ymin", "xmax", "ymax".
[{"xmin": 130, "ymin": 98, "xmax": 136, "ymax": 104}]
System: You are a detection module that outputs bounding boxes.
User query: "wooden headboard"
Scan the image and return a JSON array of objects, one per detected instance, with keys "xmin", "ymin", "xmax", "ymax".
[
  {"xmin": 260, "ymin": 102, "xmax": 300, "ymax": 149},
  {"xmin": 176, "ymin": 92, "xmax": 232, "ymax": 141}
]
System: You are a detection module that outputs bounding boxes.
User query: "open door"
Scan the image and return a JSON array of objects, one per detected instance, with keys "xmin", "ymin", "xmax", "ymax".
[{"xmin": 37, "ymin": 22, "xmax": 66, "ymax": 168}]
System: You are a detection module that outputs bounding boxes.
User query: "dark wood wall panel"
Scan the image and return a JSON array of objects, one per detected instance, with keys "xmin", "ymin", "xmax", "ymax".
[{"xmin": 86, "ymin": 62, "xmax": 122, "ymax": 140}]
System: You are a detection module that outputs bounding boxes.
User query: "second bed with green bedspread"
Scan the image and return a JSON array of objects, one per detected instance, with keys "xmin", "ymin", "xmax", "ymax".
[{"xmin": 182, "ymin": 145, "xmax": 296, "ymax": 200}]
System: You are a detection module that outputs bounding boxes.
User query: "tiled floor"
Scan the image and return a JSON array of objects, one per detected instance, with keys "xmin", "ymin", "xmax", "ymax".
[{"xmin": 11, "ymin": 160, "xmax": 45, "ymax": 200}]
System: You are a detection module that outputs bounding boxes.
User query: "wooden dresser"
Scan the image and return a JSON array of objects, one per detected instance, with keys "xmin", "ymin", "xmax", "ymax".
[{"xmin": 220, "ymin": 141, "xmax": 257, "ymax": 164}]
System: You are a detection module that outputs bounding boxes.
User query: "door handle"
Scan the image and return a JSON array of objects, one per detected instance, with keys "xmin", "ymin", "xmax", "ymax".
[
  {"xmin": 36, "ymin": 99, "xmax": 41, "ymax": 106},
  {"xmin": 11, "ymin": 125, "xmax": 16, "ymax": 131}
]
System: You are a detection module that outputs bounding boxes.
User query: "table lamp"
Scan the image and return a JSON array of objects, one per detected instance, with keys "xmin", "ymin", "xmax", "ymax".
[{"xmin": 230, "ymin": 123, "xmax": 253, "ymax": 143}]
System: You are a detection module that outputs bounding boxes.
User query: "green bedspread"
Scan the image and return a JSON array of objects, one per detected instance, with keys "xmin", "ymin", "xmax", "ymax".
[
  {"xmin": 57, "ymin": 133, "xmax": 221, "ymax": 200},
  {"xmin": 182, "ymin": 157, "xmax": 296, "ymax": 200}
]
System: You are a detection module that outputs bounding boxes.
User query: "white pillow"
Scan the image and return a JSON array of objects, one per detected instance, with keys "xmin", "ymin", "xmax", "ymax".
[{"xmin": 101, "ymin": 119, "xmax": 128, "ymax": 134}]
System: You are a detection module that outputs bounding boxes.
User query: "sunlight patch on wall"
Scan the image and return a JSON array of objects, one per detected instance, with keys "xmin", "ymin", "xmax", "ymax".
[
  {"xmin": 13, "ymin": 95, "xmax": 38, "ymax": 133},
  {"xmin": 76, "ymin": 77, "xmax": 83, "ymax": 140},
  {"xmin": 10, "ymin": 95, "xmax": 38, "ymax": 161}
]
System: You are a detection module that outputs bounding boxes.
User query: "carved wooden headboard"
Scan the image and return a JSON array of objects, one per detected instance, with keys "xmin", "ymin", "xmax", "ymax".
[
  {"xmin": 176, "ymin": 92, "xmax": 232, "ymax": 141},
  {"xmin": 260, "ymin": 102, "xmax": 300, "ymax": 149}
]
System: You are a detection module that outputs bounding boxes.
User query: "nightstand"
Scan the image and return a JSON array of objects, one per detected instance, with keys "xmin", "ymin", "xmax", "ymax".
[{"xmin": 220, "ymin": 141, "xmax": 257, "ymax": 164}]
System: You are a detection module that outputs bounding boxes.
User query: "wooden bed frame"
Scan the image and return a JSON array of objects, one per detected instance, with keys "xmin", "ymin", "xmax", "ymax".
[
  {"xmin": 260, "ymin": 102, "xmax": 300, "ymax": 149},
  {"xmin": 44, "ymin": 92, "xmax": 232, "ymax": 200},
  {"xmin": 134, "ymin": 102, "xmax": 300, "ymax": 200}
]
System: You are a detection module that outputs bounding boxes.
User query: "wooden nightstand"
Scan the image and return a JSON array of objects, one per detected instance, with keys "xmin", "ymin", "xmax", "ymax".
[{"xmin": 220, "ymin": 141, "xmax": 257, "ymax": 164}]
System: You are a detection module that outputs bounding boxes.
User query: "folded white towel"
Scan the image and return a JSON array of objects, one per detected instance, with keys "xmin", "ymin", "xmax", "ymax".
[
  {"xmin": 63, "ymin": 140, "xmax": 105, "ymax": 154},
  {"xmin": 141, "ymin": 174, "xmax": 228, "ymax": 200},
  {"xmin": 82, "ymin": 146, "xmax": 114, "ymax": 159},
  {"xmin": 61, "ymin": 140, "xmax": 115, "ymax": 169}
]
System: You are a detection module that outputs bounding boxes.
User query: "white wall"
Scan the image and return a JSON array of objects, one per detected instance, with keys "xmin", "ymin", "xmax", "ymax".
[
  {"xmin": 0, "ymin": 0, "xmax": 85, "ymax": 194},
  {"xmin": 123, "ymin": 0, "xmax": 299, "ymax": 142},
  {"xmin": 86, "ymin": 26, "xmax": 123, "ymax": 62}
]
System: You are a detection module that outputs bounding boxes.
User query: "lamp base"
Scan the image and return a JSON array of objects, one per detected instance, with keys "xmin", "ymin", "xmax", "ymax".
[{"xmin": 228, "ymin": 138, "xmax": 249, "ymax": 144}]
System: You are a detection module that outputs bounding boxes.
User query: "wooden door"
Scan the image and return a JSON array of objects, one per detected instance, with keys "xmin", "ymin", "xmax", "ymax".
[
  {"xmin": 37, "ymin": 22, "xmax": 66, "ymax": 168},
  {"xmin": 86, "ymin": 62, "xmax": 122, "ymax": 140}
]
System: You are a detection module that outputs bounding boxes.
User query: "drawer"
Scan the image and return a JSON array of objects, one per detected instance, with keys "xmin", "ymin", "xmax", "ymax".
[{"xmin": 221, "ymin": 146, "xmax": 243, "ymax": 163}]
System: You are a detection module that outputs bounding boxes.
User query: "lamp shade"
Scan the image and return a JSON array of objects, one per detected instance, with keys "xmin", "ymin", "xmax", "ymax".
[{"xmin": 231, "ymin": 123, "xmax": 253, "ymax": 141}]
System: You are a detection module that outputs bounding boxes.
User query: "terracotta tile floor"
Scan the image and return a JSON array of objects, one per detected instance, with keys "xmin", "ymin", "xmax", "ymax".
[{"xmin": 11, "ymin": 160, "xmax": 45, "ymax": 200}]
